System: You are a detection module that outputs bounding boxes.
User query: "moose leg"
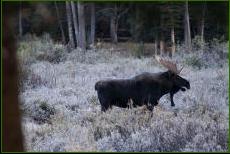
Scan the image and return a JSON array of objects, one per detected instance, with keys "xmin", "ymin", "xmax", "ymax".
[
  {"xmin": 153, "ymin": 99, "xmax": 159, "ymax": 106},
  {"xmin": 170, "ymin": 92, "xmax": 175, "ymax": 107},
  {"xmin": 97, "ymin": 92, "xmax": 110, "ymax": 112},
  {"xmin": 146, "ymin": 96, "xmax": 154, "ymax": 111},
  {"xmin": 147, "ymin": 99, "xmax": 154, "ymax": 117},
  {"xmin": 101, "ymin": 104, "xmax": 109, "ymax": 112},
  {"xmin": 101, "ymin": 100, "xmax": 110, "ymax": 112}
]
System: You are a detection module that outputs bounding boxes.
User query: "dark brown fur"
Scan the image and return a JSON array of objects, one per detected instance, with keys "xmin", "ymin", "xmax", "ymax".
[{"xmin": 95, "ymin": 71, "xmax": 190, "ymax": 112}]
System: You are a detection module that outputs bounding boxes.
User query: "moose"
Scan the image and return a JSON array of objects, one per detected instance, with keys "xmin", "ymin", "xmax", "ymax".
[{"xmin": 95, "ymin": 56, "xmax": 190, "ymax": 112}]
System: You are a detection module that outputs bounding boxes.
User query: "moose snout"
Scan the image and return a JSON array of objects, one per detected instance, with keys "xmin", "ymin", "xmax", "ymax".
[{"xmin": 186, "ymin": 82, "xmax": 190, "ymax": 89}]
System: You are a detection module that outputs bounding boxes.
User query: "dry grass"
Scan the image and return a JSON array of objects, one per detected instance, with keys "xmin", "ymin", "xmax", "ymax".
[{"xmin": 18, "ymin": 35, "xmax": 228, "ymax": 152}]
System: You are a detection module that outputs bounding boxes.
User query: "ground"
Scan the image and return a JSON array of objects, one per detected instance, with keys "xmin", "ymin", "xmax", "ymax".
[{"xmin": 18, "ymin": 35, "xmax": 228, "ymax": 152}]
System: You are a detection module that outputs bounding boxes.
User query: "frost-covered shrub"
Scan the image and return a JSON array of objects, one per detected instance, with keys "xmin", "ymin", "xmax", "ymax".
[
  {"xmin": 27, "ymin": 62, "xmax": 57, "ymax": 88},
  {"xmin": 20, "ymin": 65, "xmax": 54, "ymax": 89},
  {"xmin": 19, "ymin": 63, "xmax": 51, "ymax": 90},
  {"xmin": 36, "ymin": 45, "xmax": 66, "ymax": 63},
  {"xmin": 18, "ymin": 33, "xmax": 67, "ymax": 64},
  {"xmin": 174, "ymin": 38, "xmax": 228, "ymax": 68},
  {"xmin": 18, "ymin": 63, "xmax": 32, "ymax": 92},
  {"xmin": 133, "ymin": 42, "xmax": 145, "ymax": 58},
  {"xmin": 21, "ymin": 99, "xmax": 55, "ymax": 124},
  {"xmin": 192, "ymin": 35, "xmax": 206, "ymax": 51},
  {"xmin": 19, "ymin": 37, "xmax": 228, "ymax": 152},
  {"xmin": 204, "ymin": 39, "xmax": 228, "ymax": 66},
  {"xmin": 185, "ymin": 55, "xmax": 203, "ymax": 69},
  {"xmin": 96, "ymin": 104, "xmax": 228, "ymax": 152},
  {"xmin": 88, "ymin": 95, "xmax": 99, "ymax": 106},
  {"xmin": 65, "ymin": 104, "xmax": 80, "ymax": 112},
  {"xmin": 34, "ymin": 101, "xmax": 55, "ymax": 124},
  {"xmin": 17, "ymin": 42, "xmax": 36, "ymax": 65}
]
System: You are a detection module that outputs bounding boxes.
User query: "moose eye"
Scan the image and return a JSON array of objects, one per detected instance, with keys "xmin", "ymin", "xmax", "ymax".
[{"xmin": 171, "ymin": 73, "xmax": 176, "ymax": 78}]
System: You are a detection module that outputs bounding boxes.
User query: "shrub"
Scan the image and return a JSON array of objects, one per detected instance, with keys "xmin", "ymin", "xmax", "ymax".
[
  {"xmin": 32, "ymin": 100, "xmax": 55, "ymax": 124},
  {"xmin": 18, "ymin": 33, "xmax": 67, "ymax": 64},
  {"xmin": 36, "ymin": 45, "xmax": 66, "ymax": 63},
  {"xmin": 19, "ymin": 35, "xmax": 228, "ymax": 152},
  {"xmin": 134, "ymin": 42, "xmax": 145, "ymax": 58},
  {"xmin": 185, "ymin": 55, "xmax": 203, "ymax": 69},
  {"xmin": 96, "ymin": 105, "xmax": 228, "ymax": 152},
  {"xmin": 28, "ymin": 73, "xmax": 45, "ymax": 88},
  {"xmin": 88, "ymin": 95, "xmax": 99, "ymax": 106},
  {"xmin": 192, "ymin": 35, "xmax": 206, "ymax": 51},
  {"xmin": 174, "ymin": 37, "xmax": 227, "ymax": 69},
  {"xmin": 18, "ymin": 63, "xmax": 32, "ymax": 92}
]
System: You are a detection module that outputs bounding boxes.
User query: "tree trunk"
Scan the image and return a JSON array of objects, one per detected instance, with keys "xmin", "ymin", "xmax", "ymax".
[
  {"xmin": 66, "ymin": 1, "xmax": 75, "ymax": 48},
  {"xmin": 184, "ymin": 1, "xmax": 192, "ymax": 52},
  {"xmin": 19, "ymin": 2, "xmax": 22, "ymax": 38},
  {"xmin": 90, "ymin": 3, "xmax": 95, "ymax": 45},
  {"xmin": 110, "ymin": 4, "xmax": 118, "ymax": 44},
  {"xmin": 110, "ymin": 16, "xmax": 118, "ymax": 44},
  {"xmin": 160, "ymin": 13, "xmax": 164, "ymax": 56},
  {"xmin": 201, "ymin": 18, "xmax": 204, "ymax": 44},
  {"xmin": 160, "ymin": 40, "xmax": 164, "ymax": 56},
  {"xmin": 200, "ymin": 16, "xmax": 204, "ymax": 51},
  {"xmin": 200, "ymin": 3, "xmax": 206, "ymax": 50},
  {"xmin": 171, "ymin": 26, "xmax": 176, "ymax": 56},
  {"xmin": 70, "ymin": 1, "xmax": 79, "ymax": 47},
  {"xmin": 3, "ymin": 7, "xmax": 24, "ymax": 151},
  {"xmin": 77, "ymin": 1, "xmax": 86, "ymax": 52},
  {"xmin": 160, "ymin": 31, "xmax": 164, "ymax": 56},
  {"xmin": 55, "ymin": 2, "xmax": 66, "ymax": 44},
  {"xmin": 154, "ymin": 33, "xmax": 158, "ymax": 55},
  {"xmin": 133, "ymin": 5, "xmax": 142, "ymax": 42}
]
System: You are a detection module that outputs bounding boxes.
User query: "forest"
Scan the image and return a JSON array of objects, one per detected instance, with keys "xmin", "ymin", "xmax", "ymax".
[
  {"xmin": 14, "ymin": 1, "xmax": 228, "ymax": 53},
  {"xmin": 2, "ymin": 1, "xmax": 229, "ymax": 152}
]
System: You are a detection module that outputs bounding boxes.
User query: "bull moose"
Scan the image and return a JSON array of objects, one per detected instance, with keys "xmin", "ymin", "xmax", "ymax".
[{"xmin": 95, "ymin": 56, "xmax": 190, "ymax": 112}]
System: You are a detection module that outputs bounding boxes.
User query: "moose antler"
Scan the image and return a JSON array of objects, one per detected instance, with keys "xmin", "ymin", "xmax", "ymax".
[{"xmin": 155, "ymin": 55, "xmax": 183, "ymax": 74}]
